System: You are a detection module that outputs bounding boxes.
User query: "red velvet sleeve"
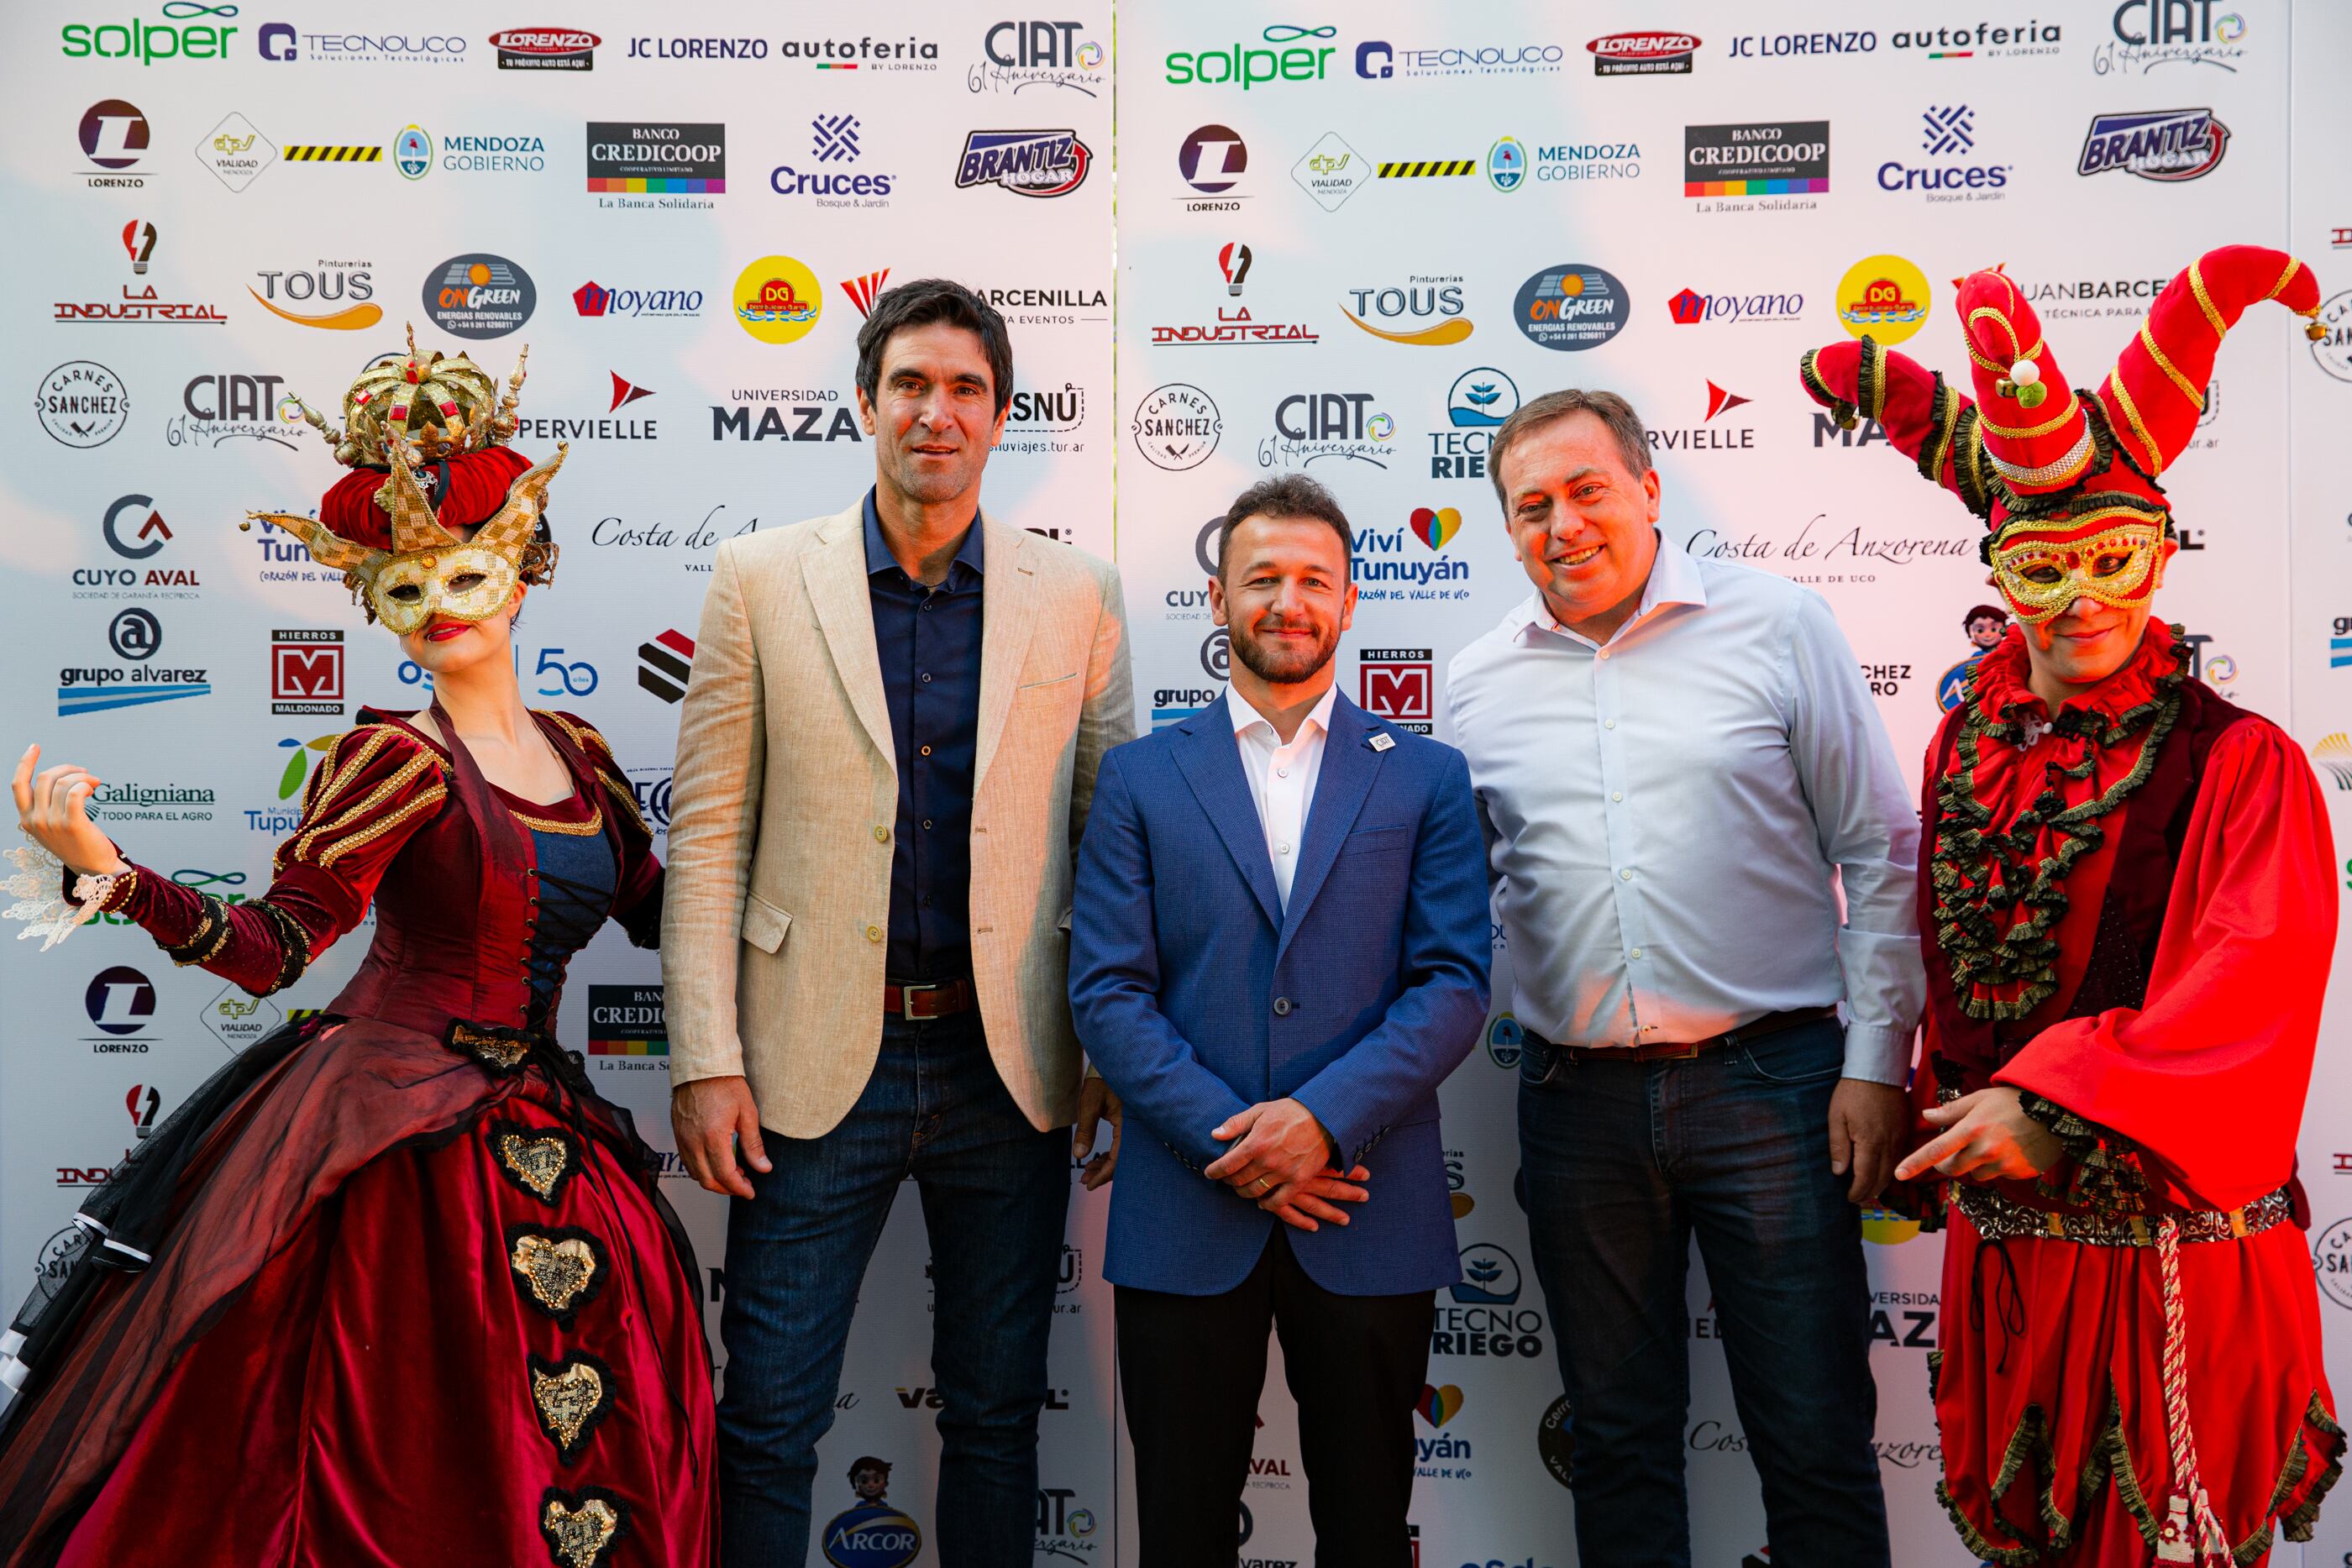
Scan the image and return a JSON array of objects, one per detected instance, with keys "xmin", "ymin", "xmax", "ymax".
[
  {"xmin": 1992, "ymin": 718, "xmax": 2338, "ymax": 1209},
  {"xmin": 540, "ymin": 710, "xmax": 663, "ymax": 949},
  {"xmin": 95, "ymin": 724, "xmax": 449, "ymax": 995}
]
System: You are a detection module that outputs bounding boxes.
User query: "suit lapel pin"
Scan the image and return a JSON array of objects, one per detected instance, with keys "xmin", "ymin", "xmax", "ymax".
[{"xmin": 1368, "ymin": 732, "xmax": 1396, "ymax": 753}]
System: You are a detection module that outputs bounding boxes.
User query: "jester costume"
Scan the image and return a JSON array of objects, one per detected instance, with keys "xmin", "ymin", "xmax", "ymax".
[
  {"xmin": 0, "ymin": 338, "xmax": 716, "ymax": 1567},
  {"xmin": 1799, "ymin": 247, "xmax": 2341, "ymax": 1565}
]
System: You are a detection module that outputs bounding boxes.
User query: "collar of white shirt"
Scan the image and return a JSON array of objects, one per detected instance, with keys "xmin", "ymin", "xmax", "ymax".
[
  {"xmin": 1226, "ymin": 679, "xmax": 1339, "ymax": 744},
  {"xmin": 1504, "ymin": 527, "xmax": 1709, "ymax": 650}
]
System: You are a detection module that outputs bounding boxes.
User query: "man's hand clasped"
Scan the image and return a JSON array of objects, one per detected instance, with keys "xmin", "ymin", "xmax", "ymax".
[{"xmin": 1204, "ymin": 1097, "xmax": 1368, "ymax": 1233}]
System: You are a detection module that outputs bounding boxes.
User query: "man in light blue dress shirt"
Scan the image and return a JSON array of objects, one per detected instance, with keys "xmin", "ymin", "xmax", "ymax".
[{"xmin": 1446, "ymin": 389, "xmax": 1924, "ymax": 1568}]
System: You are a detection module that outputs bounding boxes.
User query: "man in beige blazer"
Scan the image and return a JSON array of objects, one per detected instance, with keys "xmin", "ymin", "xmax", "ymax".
[{"xmin": 661, "ymin": 279, "xmax": 1133, "ymax": 1566}]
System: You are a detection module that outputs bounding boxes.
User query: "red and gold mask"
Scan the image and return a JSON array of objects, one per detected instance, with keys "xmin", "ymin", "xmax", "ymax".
[{"xmin": 1987, "ymin": 509, "xmax": 2166, "ymax": 625}]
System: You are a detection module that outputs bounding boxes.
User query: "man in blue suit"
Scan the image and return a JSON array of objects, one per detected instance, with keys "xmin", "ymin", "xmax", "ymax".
[{"xmin": 1070, "ymin": 474, "xmax": 1490, "ymax": 1567}]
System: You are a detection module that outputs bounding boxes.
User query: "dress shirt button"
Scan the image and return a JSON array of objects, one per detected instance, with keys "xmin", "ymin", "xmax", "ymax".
[
  {"xmin": 1278, "ymin": 842, "xmax": 1292, "ymax": 856},
  {"xmin": 922, "ymin": 818, "xmax": 934, "ymax": 831},
  {"xmin": 865, "ymin": 924, "xmax": 883, "ymax": 942},
  {"xmin": 1611, "ymin": 791, "xmax": 1623, "ymax": 802},
  {"xmin": 920, "ymin": 745, "xmax": 932, "ymax": 757},
  {"xmin": 921, "ymin": 672, "xmax": 932, "ymax": 684},
  {"xmin": 1630, "ymin": 947, "xmax": 1644, "ymax": 959},
  {"xmin": 1273, "ymin": 997, "xmax": 1293, "ymax": 1016},
  {"xmin": 1277, "ymin": 766, "xmax": 1289, "ymax": 778},
  {"xmin": 874, "ymin": 825, "xmax": 890, "ymax": 842},
  {"xmin": 1599, "ymin": 649, "xmax": 1610, "ymax": 660},
  {"xmin": 1620, "ymin": 868, "xmax": 1634, "ymax": 881},
  {"xmin": 1604, "ymin": 718, "xmax": 1616, "ymax": 730}
]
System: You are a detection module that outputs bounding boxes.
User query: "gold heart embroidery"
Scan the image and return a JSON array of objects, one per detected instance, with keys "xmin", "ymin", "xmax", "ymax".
[
  {"xmin": 529, "ymin": 1354, "xmax": 613, "ymax": 1463},
  {"xmin": 495, "ymin": 1126, "xmax": 574, "ymax": 1204},
  {"xmin": 508, "ymin": 1230, "xmax": 604, "ymax": 1321},
  {"xmin": 539, "ymin": 1489, "xmax": 627, "ymax": 1568}
]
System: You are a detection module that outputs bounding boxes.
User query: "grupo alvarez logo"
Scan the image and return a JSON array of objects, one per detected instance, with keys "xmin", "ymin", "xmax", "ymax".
[
  {"xmin": 1131, "ymin": 383, "xmax": 1221, "ymax": 471},
  {"xmin": 38, "ymin": 360, "xmax": 131, "ymax": 448},
  {"xmin": 1513, "ymin": 265, "xmax": 1630, "ymax": 352},
  {"xmin": 423, "ymin": 254, "xmax": 536, "ymax": 338}
]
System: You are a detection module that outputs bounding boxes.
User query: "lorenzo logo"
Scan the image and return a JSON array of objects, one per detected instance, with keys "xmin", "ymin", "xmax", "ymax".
[
  {"xmin": 490, "ymin": 28, "xmax": 596, "ymax": 69},
  {"xmin": 1587, "ymin": 30, "xmax": 1699, "ymax": 75}
]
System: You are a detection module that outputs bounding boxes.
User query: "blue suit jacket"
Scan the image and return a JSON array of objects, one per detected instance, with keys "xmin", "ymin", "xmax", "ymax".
[{"xmin": 1069, "ymin": 690, "xmax": 1490, "ymax": 1296}]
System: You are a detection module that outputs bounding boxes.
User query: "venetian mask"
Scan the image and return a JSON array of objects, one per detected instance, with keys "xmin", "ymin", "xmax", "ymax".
[{"xmin": 1988, "ymin": 510, "xmax": 2166, "ymax": 625}]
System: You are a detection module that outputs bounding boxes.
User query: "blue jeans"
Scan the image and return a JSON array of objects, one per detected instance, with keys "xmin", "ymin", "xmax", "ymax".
[
  {"xmin": 1518, "ymin": 1018, "xmax": 1889, "ymax": 1568},
  {"xmin": 717, "ymin": 1014, "xmax": 1069, "ymax": 1568}
]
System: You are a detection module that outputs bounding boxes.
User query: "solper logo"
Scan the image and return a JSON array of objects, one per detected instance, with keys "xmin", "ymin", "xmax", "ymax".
[
  {"xmin": 1166, "ymin": 24, "xmax": 1338, "ymax": 89},
  {"xmin": 63, "ymin": 8, "xmax": 240, "ymax": 65},
  {"xmin": 733, "ymin": 254, "xmax": 823, "ymax": 343},
  {"xmin": 1836, "ymin": 254, "xmax": 1931, "ymax": 343}
]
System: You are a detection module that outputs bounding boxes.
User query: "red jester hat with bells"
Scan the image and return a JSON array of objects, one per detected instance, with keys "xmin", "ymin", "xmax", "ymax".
[{"xmin": 1799, "ymin": 245, "xmax": 2323, "ymax": 627}]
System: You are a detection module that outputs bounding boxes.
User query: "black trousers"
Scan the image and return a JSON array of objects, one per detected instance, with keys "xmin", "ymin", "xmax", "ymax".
[{"xmin": 1114, "ymin": 1230, "xmax": 1435, "ymax": 1568}]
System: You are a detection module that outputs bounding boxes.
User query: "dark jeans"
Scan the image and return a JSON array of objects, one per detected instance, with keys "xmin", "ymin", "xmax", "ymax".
[
  {"xmin": 1115, "ymin": 1230, "xmax": 1434, "ymax": 1568},
  {"xmin": 1518, "ymin": 1017, "xmax": 1889, "ymax": 1568},
  {"xmin": 717, "ymin": 1014, "xmax": 1069, "ymax": 1568}
]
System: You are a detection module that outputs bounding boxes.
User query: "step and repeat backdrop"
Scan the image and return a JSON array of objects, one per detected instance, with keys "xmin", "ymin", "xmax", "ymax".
[{"xmin": 5, "ymin": 1, "xmax": 2352, "ymax": 1564}]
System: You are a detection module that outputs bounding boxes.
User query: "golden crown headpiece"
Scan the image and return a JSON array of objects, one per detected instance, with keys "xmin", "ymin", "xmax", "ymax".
[{"xmin": 281, "ymin": 324, "xmax": 528, "ymax": 469}]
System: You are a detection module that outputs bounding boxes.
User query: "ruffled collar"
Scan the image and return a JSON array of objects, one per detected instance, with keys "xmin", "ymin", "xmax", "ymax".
[{"xmin": 1965, "ymin": 621, "xmax": 2184, "ymax": 746}]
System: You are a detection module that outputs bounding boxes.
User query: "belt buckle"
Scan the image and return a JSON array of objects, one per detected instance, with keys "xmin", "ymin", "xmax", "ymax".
[
  {"xmin": 895, "ymin": 981, "xmax": 940, "ymax": 1021},
  {"xmin": 1649, "ymin": 1038, "xmax": 1703, "ymax": 1061}
]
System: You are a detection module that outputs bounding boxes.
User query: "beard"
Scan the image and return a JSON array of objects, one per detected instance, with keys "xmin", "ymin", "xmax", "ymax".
[{"xmin": 1231, "ymin": 612, "xmax": 1337, "ymax": 685}]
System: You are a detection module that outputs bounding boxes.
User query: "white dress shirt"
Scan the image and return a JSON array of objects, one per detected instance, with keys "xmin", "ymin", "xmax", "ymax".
[
  {"xmin": 1226, "ymin": 681, "xmax": 1338, "ymax": 911},
  {"xmin": 1445, "ymin": 527, "xmax": 1924, "ymax": 1084}
]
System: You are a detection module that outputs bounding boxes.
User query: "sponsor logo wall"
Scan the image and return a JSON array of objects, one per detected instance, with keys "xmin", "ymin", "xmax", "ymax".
[
  {"xmin": 1, "ymin": 0, "xmax": 1112, "ymax": 1557},
  {"xmin": 7, "ymin": 2, "xmax": 2349, "ymax": 1564}
]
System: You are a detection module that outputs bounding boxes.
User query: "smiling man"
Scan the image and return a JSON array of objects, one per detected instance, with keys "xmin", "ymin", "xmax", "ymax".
[
  {"xmin": 1445, "ymin": 388, "xmax": 1922, "ymax": 1568},
  {"xmin": 1809, "ymin": 248, "xmax": 2342, "ymax": 1566},
  {"xmin": 661, "ymin": 278, "xmax": 1133, "ymax": 1565},
  {"xmin": 1070, "ymin": 475, "xmax": 1488, "ymax": 1566}
]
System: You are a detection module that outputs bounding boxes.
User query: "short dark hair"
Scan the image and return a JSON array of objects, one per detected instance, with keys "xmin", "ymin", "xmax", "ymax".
[
  {"xmin": 1963, "ymin": 604, "xmax": 2008, "ymax": 628},
  {"xmin": 853, "ymin": 279, "xmax": 1014, "ymax": 420},
  {"xmin": 848, "ymin": 1456, "xmax": 891, "ymax": 1482},
  {"xmin": 1488, "ymin": 388, "xmax": 1652, "ymax": 513},
  {"xmin": 1216, "ymin": 474, "xmax": 1352, "ymax": 581}
]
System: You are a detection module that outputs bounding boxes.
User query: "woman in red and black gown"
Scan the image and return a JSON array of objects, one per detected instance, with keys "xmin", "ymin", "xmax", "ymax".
[{"xmin": 0, "ymin": 342, "xmax": 715, "ymax": 1567}]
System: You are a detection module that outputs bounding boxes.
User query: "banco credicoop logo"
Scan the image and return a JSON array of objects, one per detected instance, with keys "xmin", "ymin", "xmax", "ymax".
[{"xmin": 1513, "ymin": 265, "xmax": 1629, "ymax": 352}]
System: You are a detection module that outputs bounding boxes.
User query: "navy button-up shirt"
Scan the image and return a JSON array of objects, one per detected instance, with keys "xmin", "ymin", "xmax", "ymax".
[{"xmin": 864, "ymin": 489, "xmax": 985, "ymax": 981}]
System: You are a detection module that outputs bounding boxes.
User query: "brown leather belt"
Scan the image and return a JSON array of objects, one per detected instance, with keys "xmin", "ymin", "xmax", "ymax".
[
  {"xmin": 884, "ymin": 978, "xmax": 978, "ymax": 1021},
  {"xmin": 1551, "ymin": 1003, "xmax": 1839, "ymax": 1064}
]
